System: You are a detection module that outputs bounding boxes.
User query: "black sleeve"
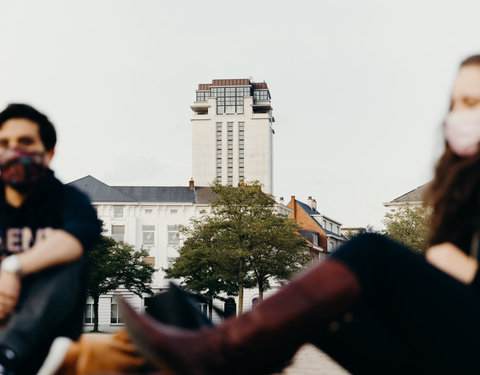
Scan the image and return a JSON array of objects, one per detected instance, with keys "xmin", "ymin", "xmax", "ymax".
[
  {"xmin": 61, "ymin": 186, "xmax": 102, "ymax": 252},
  {"xmin": 471, "ymin": 267, "xmax": 480, "ymax": 291}
]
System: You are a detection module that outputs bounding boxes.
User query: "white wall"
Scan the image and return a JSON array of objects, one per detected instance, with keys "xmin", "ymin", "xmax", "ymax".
[{"xmin": 191, "ymin": 96, "xmax": 273, "ymax": 193}]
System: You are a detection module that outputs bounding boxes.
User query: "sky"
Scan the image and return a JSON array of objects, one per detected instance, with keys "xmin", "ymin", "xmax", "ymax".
[{"xmin": 0, "ymin": 0, "xmax": 479, "ymax": 229}]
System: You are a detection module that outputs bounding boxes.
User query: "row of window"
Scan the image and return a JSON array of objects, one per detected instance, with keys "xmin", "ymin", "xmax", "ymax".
[
  {"xmin": 239, "ymin": 122, "xmax": 245, "ymax": 179},
  {"xmin": 216, "ymin": 122, "xmax": 222, "ymax": 180},
  {"xmin": 111, "ymin": 224, "xmax": 179, "ymax": 246},
  {"xmin": 215, "ymin": 122, "xmax": 245, "ymax": 183},
  {"xmin": 196, "ymin": 87, "xmax": 253, "ymax": 102},
  {"xmin": 322, "ymin": 219, "xmax": 341, "ymax": 235},
  {"xmin": 227, "ymin": 122, "xmax": 233, "ymax": 185},
  {"xmin": 253, "ymin": 90, "xmax": 270, "ymax": 101},
  {"xmin": 85, "ymin": 295, "xmax": 123, "ymax": 325},
  {"xmin": 107, "ymin": 206, "xmax": 179, "ymax": 219}
]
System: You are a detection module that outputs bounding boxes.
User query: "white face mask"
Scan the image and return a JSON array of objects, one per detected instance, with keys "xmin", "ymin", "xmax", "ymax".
[{"xmin": 444, "ymin": 109, "xmax": 480, "ymax": 157}]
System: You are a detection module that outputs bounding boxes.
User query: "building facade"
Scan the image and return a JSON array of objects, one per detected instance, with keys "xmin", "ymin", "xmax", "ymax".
[
  {"xmin": 288, "ymin": 196, "xmax": 347, "ymax": 261},
  {"xmin": 383, "ymin": 183, "xmax": 428, "ymax": 213},
  {"xmin": 191, "ymin": 79, "xmax": 274, "ymax": 194},
  {"xmin": 70, "ymin": 176, "xmax": 289, "ymax": 331}
]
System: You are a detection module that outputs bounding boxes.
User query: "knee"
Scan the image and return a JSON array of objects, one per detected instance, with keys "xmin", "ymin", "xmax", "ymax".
[
  {"xmin": 347, "ymin": 232, "xmax": 389, "ymax": 251},
  {"xmin": 27, "ymin": 257, "xmax": 88, "ymax": 296},
  {"xmin": 333, "ymin": 232, "xmax": 398, "ymax": 263}
]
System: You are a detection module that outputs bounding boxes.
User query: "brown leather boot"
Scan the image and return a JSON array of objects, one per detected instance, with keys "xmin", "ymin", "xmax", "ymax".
[{"xmin": 120, "ymin": 258, "xmax": 360, "ymax": 375}]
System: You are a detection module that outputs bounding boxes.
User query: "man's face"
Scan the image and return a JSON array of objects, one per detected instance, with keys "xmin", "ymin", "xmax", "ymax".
[{"xmin": 0, "ymin": 118, "xmax": 54, "ymax": 166}]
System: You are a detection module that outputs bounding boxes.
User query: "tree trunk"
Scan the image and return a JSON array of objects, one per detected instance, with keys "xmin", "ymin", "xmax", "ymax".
[
  {"xmin": 238, "ymin": 259, "xmax": 244, "ymax": 315},
  {"xmin": 258, "ymin": 278, "xmax": 264, "ymax": 302},
  {"xmin": 208, "ymin": 297, "xmax": 213, "ymax": 321},
  {"xmin": 93, "ymin": 294, "xmax": 100, "ymax": 332}
]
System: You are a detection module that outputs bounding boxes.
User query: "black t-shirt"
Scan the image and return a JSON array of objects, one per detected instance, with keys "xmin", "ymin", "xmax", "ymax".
[{"xmin": 0, "ymin": 170, "xmax": 101, "ymax": 256}]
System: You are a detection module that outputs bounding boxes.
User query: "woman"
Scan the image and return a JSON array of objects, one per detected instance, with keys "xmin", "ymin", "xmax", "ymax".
[{"xmin": 120, "ymin": 54, "xmax": 480, "ymax": 375}]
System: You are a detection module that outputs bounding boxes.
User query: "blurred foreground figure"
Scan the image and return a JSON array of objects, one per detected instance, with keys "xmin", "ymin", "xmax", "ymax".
[
  {"xmin": 120, "ymin": 54, "xmax": 480, "ymax": 375},
  {"xmin": 0, "ymin": 104, "xmax": 101, "ymax": 374}
]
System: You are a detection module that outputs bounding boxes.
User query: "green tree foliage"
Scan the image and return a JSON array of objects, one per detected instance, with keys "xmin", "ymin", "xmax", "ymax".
[
  {"xmin": 165, "ymin": 181, "xmax": 310, "ymax": 314},
  {"xmin": 88, "ymin": 235, "xmax": 155, "ymax": 331},
  {"xmin": 383, "ymin": 205, "xmax": 430, "ymax": 254}
]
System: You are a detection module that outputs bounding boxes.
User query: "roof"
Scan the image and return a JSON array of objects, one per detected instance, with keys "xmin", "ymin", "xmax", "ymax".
[
  {"xmin": 197, "ymin": 79, "xmax": 269, "ymax": 91},
  {"xmin": 112, "ymin": 186, "xmax": 195, "ymax": 203},
  {"xmin": 387, "ymin": 183, "xmax": 429, "ymax": 204},
  {"xmin": 68, "ymin": 176, "xmax": 136, "ymax": 202},
  {"xmin": 296, "ymin": 200, "xmax": 321, "ymax": 216},
  {"xmin": 295, "ymin": 200, "xmax": 347, "ymax": 241},
  {"xmin": 68, "ymin": 175, "xmax": 210, "ymax": 204}
]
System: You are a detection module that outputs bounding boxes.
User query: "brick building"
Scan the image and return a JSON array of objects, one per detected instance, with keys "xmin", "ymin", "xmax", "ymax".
[{"xmin": 288, "ymin": 196, "xmax": 347, "ymax": 261}]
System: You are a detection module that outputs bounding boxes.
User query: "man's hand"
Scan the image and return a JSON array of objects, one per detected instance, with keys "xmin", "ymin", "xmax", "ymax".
[
  {"xmin": 0, "ymin": 270, "xmax": 20, "ymax": 319},
  {"xmin": 426, "ymin": 242, "xmax": 479, "ymax": 284}
]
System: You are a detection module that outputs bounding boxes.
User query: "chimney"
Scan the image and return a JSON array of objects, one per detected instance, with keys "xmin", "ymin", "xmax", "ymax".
[
  {"xmin": 279, "ymin": 197, "xmax": 284, "ymax": 204},
  {"xmin": 291, "ymin": 195, "xmax": 296, "ymax": 220},
  {"xmin": 312, "ymin": 199, "xmax": 317, "ymax": 211},
  {"xmin": 189, "ymin": 178, "xmax": 195, "ymax": 191},
  {"xmin": 307, "ymin": 196, "xmax": 314, "ymax": 210}
]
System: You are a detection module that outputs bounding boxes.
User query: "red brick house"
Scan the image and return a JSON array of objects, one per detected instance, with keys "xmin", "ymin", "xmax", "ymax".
[{"xmin": 288, "ymin": 196, "xmax": 347, "ymax": 262}]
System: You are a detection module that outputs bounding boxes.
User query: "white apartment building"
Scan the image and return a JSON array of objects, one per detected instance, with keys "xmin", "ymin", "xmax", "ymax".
[
  {"xmin": 69, "ymin": 175, "xmax": 288, "ymax": 331},
  {"xmin": 191, "ymin": 79, "xmax": 274, "ymax": 194},
  {"xmin": 69, "ymin": 176, "xmax": 213, "ymax": 331}
]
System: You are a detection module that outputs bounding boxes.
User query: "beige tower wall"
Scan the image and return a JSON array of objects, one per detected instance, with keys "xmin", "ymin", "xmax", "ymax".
[{"xmin": 191, "ymin": 92, "xmax": 273, "ymax": 194}]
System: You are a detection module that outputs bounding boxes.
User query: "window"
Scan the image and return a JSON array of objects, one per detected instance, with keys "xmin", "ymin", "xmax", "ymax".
[
  {"xmin": 254, "ymin": 90, "xmax": 269, "ymax": 102},
  {"xmin": 113, "ymin": 206, "xmax": 124, "ymax": 218},
  {"xmin": 143, "ymin": 256, "xmax": 155, "ymax": 266},
  {"xmin": 323, "ymin": 220, "xmax": 326, "ymax": 228},
  {"xmin": 170, "ymin": 209, "xmax": 178, "ymax": 215},
  {"xmin": 84, "ymin": 296, "xmax": 94, "ymax": 324},
  {"xmin": 195, "ymin": 91, "xmax": 210, "ymax": 101},
  {"xmin": 336, "ymin": 225, "xmax": 340, "ymax": 234},
  {"xmin": 168, "ymin": 225, "xmax": 180, "ymax": 246},
  {"xmin": 216, "ymin": 86, "xmax": 246, "ymax": 115},
  {"xmin": 142, "ymin": 225, "xmax": 155, "ymax": 245},
  {"xmin": 312, "ymin": 233, "xmax": 318, "ymax": 246},
  {"xmin": 198, "ymin": 303, "xmax": 208, "ymax": 316},
  {"xmin": 110, "ymin": 296, "xmax": 124, "ymax": 324},
  {"xmin": 167, "ymin": 256, "xmax": 177, "ymax": 268},
  {"xmin": 111, "ymin": 225, "xmax": 125, "ymax": 242},
  {"xmin": 144, "ymin": 208, "xmax": 152, "ymax": 215}
]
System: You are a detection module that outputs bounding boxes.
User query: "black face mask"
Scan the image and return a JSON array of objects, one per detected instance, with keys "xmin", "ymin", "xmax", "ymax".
[{"xmin": 0, "ymin": 148, "xmax": 47, "ymax": 192}]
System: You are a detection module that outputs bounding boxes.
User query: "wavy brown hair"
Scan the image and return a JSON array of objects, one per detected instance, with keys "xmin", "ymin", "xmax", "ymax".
[{"xmin": 424, "ymin": 55, "xmax": 480, "ymax": 252}]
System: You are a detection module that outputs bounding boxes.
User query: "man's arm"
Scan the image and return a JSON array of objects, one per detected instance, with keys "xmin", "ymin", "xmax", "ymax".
[
  {"xmin": 17, "ymin": 229, "xmax": 83, "ymax": 274},
  {"xmin": 0, "ymin": 229, "xmax": 83, "ymax": 319}
]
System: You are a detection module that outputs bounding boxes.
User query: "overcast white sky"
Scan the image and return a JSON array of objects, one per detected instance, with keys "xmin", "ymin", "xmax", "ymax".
[{"xmin": 0, "ymin": 0, "xmax": 478, "ymax": 229}]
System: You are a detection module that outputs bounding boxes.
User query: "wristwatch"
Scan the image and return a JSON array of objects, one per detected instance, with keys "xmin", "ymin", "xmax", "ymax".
[{"xmin": 1, "ymin": 255, "xmax": 22, "ymax": 277}]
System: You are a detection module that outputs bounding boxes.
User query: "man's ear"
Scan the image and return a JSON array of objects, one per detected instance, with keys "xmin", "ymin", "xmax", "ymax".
[{"xmin": 44, "ymin": 148, "xmax": 55, "ymax": 167}]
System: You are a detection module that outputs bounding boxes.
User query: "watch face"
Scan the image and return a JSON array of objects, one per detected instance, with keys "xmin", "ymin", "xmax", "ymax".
[{"xmin": 1, "ymin": 256, "xmax": 21, "ymax": 275}]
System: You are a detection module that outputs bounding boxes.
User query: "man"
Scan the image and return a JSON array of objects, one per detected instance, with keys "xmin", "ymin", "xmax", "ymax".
[{"xmin": 0, "ymin": 104, "xmax": 101, "ymax": 374}]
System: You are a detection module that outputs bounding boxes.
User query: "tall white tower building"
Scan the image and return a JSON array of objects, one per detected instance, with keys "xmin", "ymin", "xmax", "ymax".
[{"xmin": 191, "ymin": 79, "xmax": 274, "ymax": 194}]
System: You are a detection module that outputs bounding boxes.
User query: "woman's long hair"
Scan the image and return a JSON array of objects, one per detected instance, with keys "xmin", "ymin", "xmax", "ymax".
[{"xmin": 425, "ymin": 55, "xmax": 480, "ymax": 252}]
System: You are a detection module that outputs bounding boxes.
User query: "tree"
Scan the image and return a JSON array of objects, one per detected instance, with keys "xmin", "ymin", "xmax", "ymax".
[
  {"xmin": 165, "ymin": 218, "xmax": 241, "ymax": 318},
  {"xmin": 383, "ymin": 205, "xmax": 430, "ymax": 254},
  {"xmin": 166, "ymin": 181, "xmax": 310, "ymax": 314},
  {"xmin": 88, "ymin": 235, "xmax": 155, "ymax": 331}
]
